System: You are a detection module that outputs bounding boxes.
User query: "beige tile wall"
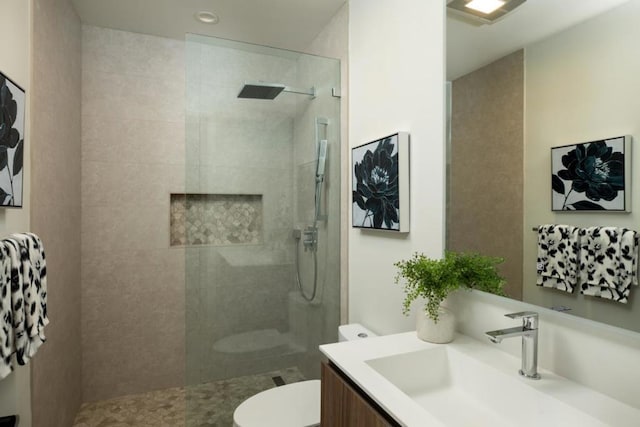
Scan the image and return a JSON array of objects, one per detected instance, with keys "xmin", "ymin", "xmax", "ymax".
[
  {"xmin": 449, "ymin": 50, "xmax": 524, "ymax": 299},
  {"xmin": 30, "ymin": 0, "xmax": 83, "ymax": 425},
  {"xmin": 81, "ymin": 26, "xmax": 186, "ymax": 401}
]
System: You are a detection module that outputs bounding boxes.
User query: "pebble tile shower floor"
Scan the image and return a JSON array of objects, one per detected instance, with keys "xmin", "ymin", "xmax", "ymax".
[{"xmin": 73, "ymin": 367, "xmax": 306, "ymax": 427}]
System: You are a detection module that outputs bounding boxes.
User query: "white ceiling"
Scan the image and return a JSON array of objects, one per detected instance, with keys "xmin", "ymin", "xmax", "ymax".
[
  {"xmin": 447, "ymin": 0, "xmax": 630, "ymax": 80},
  {"xmin": 71, "ymin": 1, "xmax": 629, "ymax": 81},
  {"xmin": 71, "ymin": 0, "xmax": 347, "ymax": 52}
]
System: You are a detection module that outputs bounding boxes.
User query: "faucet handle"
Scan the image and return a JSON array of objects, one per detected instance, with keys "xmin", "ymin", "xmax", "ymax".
[
  {"xmin": 505, "ymin": 311, "xmax": 538, "ymax": 328},
  {"xmin": 505, "ymin": 311, "xmax": 538, "ymax": 320}
]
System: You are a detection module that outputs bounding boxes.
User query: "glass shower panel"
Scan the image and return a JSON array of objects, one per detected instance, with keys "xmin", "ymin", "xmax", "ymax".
[{"xmin": 183, "ymin": 34, "xmax": 340, "ymax": 425}]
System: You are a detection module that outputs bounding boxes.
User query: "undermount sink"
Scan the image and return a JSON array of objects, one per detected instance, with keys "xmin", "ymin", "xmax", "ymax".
[{"xmin": 365, "ymin": 346, "xmax": 607, "ymax": 427}]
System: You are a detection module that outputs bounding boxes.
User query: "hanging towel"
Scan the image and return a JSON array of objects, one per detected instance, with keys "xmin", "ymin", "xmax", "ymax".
[
  {"xmin": 536, "ymin": 224, "xmax": 580, "ymax": 293},
  {"xmin": 579, "ymin": 227, "xmax": 639, "ymax": 303},
  {"xmin": 620, "ymin": 229, "xmax": 639, "ymax": 288},
  {"xmin": 0, "ymin": 233, "xmax": 48, "ymax": 379},
  {"xmin": 0, "ymin": 241, "xmax": 14, "ymax": 379},
  {"xmin": 9, "ymin": 233, "xmax": 48, "ymax": 364},
  {"xmin": 4, "ymin": 237, "xmax": 27, "ymax": 370},
  {"xmin": 23, "ymin": 232, "xmax": 48, "ymax": 361}
]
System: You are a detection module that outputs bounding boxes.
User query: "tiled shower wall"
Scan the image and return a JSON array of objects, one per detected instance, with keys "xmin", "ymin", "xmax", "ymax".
[
  {"xmin": 31, "ymin": 0, "xmax": 83, "ymax": 424},
  {"xmin": 304, "ymin": 4, "xmax": 349, "ymax": 328},
  {"xmin": 81, "ymin": 26, "xmax": 186, "ymax": 401},
  {"xmin": 291, "ymin": 44, "xmax": 343, "ymax": 378}
]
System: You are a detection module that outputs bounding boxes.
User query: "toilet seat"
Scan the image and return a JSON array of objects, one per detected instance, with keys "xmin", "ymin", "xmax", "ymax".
[{"xmin": 233, "ymin": 379, "xmax": 321, "ymax": 427}]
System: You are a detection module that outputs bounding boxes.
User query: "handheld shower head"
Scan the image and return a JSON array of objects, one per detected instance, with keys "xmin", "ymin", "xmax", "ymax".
[{"xmin": 316, "ymin": 140, "xmax": 328, "ymax": 178}]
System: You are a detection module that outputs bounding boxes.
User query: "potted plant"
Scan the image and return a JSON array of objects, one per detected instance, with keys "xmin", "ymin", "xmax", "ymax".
[{"xmin": 394, "ymin": 251, "xmax": 506, "ymax": 343}]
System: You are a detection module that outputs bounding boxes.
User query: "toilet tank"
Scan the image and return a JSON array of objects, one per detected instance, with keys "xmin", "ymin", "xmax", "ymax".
[{"xmin": 338, "ymin": 323, "xmax": 377, "ymax": 342}]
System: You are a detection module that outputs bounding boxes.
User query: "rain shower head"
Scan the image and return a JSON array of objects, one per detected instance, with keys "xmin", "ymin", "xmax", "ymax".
[
  {"xmin": 237, "ymin": 81, "xmax": 316, "ymax": 100},
  {"xmin": 238, "ymin": 82, "xmax": 286, "ymax": 99}
]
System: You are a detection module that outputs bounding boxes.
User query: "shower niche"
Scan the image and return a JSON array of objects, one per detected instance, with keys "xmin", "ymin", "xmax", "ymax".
[{"xmin": 170, "ymin": 193, "xmax": 263, "ymax": 247}]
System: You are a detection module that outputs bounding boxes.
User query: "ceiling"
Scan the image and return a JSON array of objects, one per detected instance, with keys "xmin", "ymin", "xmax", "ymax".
[
  {"xmin": 447, "ymin": 0, "xmax": 630, "ymax": 80},
  {"xmin": 71, "ymin": 0, "xmax": 347, "ymax": 52},
  {"xmin": 71, "ymin": 1, "xmax": 629, "ymax": 81}
]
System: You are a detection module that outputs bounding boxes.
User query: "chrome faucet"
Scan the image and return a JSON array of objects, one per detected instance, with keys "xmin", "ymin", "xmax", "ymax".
[{"xmin": 485, "ymin": 311, "xmax": 540, "ymax": 380}]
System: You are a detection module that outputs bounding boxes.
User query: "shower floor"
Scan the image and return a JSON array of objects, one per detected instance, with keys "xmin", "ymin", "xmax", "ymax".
[{"xmin": 73, "ymin": 367, "xmax": 306, "ymax": 427}]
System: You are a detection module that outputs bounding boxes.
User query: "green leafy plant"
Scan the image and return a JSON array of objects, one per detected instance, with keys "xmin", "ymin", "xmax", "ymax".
[{"xmin": 394, "ymin": 251, "xmax": 506, "ymax": 322}]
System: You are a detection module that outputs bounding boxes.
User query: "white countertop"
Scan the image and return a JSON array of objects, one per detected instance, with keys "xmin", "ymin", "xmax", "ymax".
[{"xmin": 320, "ymin": 332, "xmax": 640, "ymax": 427}]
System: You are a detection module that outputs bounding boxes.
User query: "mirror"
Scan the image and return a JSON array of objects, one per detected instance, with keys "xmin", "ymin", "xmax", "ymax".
[{"xmin": 446, "ymin": 0, "xmax": 640, "ymax": 333}]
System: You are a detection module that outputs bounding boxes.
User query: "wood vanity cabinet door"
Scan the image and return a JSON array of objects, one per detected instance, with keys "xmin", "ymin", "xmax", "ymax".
[
  {"xmin": 321, "ymin": 361, "xmax": 395, "ymax": 427},
  {"xmin": 321, "ymin": 361, "xmax": 345, "ymax": 426}
]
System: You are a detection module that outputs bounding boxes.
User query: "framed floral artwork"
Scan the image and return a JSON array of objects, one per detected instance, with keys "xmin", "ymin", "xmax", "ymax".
[
  {"xmin": 551, "ymin": 136, "xmax": 631, "ymax": 212},
  {"xmin": 352, "ymin": 132, "xmax": 410, "ymax": 231},
  {"xmin": 0, "ymin": 71, "xmax": 25, "ymax": 208}
]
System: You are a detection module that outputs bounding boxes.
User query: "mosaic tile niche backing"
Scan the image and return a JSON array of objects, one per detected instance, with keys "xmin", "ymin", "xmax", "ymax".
[{"xmin": 170, "ymin": 194, "xmax": 263, "ymax": 246}]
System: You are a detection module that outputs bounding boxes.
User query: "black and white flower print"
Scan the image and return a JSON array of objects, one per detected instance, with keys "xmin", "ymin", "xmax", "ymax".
[
  {"xmin": 0, "ymin": 73, "xmax": 25, "ymax": 206},
  {"xmin": 352, "ymin": 136, "xmax": 400, "ymax": 230},
  {"xmin": 551, "ymin": 137, "xmax": 627, "ymax": 211}
]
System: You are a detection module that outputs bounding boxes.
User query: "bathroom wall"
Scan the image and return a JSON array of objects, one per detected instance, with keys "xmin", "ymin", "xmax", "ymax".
[
  {"xmin": 348, "ymin": 0, "xmax": 446, "ymax": 334},
  {"xmin": 31, "ymin": 0, "xmax": 83, "ymax": 425},
  {"xmin": 449, "ymin": 50, "xmax": 524, "ymax": 299},
  {"xmin": 0, "ymin": 0, "xmax": 32, "ymax": 424},
  {"xmin": 81, "ymin": 26, "xmax": 186, "ymax": 401}
]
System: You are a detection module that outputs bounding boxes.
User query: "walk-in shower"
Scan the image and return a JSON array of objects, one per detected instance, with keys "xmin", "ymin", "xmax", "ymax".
[{"xmin": 184, "ymin": 34, "xmax": 340, "ymax": 425}]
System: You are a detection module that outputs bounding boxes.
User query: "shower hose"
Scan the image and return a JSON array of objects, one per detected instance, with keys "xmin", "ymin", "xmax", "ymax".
[{"xmin": 295, "ymin": 239, "xmax": 318, "ymax": 302}]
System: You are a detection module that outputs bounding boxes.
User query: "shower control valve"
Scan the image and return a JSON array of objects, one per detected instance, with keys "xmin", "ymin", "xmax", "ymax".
[{"xmin": 302, "ymin": 226, "xmax": 318, "ymax": 252}]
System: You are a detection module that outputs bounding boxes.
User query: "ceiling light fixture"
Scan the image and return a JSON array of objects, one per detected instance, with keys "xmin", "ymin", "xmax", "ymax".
[
  {"xmin": 465, "ymin": 0, "xmax": 505, "ymax": 15},
  {"xmin": 447, "ymin": 0, "xmax": 526, "ymax": 25},
  {"xmin": 195, "ymin": 11, "xmax": 219, "ymax": 24}
]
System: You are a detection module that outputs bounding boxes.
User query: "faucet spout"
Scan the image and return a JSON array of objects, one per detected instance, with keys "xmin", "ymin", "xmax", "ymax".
[
  {"xmin": 485, "ymin": 326, "xmax": 533, "ymax": 343},
  {"xmin": 485, "ymin": 312, "xmax": 541, "ymax": 380}
]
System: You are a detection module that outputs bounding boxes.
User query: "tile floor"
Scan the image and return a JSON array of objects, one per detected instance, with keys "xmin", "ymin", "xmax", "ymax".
[{"xmin": 73, "ymin": 367, "xmax": 306, "ymax": 427}]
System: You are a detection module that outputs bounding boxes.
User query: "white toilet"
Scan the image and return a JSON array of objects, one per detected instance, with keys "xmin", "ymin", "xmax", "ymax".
[{"xmin": 232, "ymin": 323, "xmax": 376, "ymax": 427}]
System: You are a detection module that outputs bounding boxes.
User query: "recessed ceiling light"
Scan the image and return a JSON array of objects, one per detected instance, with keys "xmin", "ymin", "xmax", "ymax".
[
  {"xmin": 195, "ymin": 11, "xmax": 219, "ymax": 24},
  {"xmin": 448, "ymin": 0, "xmax": 525, "ymax": 25},
  {"xmin": 465, "ymin": 0, "xmax": 505, "ymax": 14}
]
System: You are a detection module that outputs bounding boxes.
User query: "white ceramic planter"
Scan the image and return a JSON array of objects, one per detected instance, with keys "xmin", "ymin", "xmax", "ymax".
[{"xmin": 416, "ymin": 306, "xmax": 456, "ymax": 344}]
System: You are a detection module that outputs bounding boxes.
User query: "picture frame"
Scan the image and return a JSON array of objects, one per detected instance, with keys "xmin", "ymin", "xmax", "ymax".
[
  {"xmin": 0, "ymin": 71, "xmax": 25, "ymax": 208},
  {"xmin": 352, "ymin": 132, "xmax": 410, "ymax": 232},
  {"xmin": 551, "ymin": 135, "xmax": 631, "ymax": 212}
]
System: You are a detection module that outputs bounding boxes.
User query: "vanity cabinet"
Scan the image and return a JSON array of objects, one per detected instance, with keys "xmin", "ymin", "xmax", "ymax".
[{"xmin": 321, "ymin": 361, "xmax": 399, "ymax": 427}]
